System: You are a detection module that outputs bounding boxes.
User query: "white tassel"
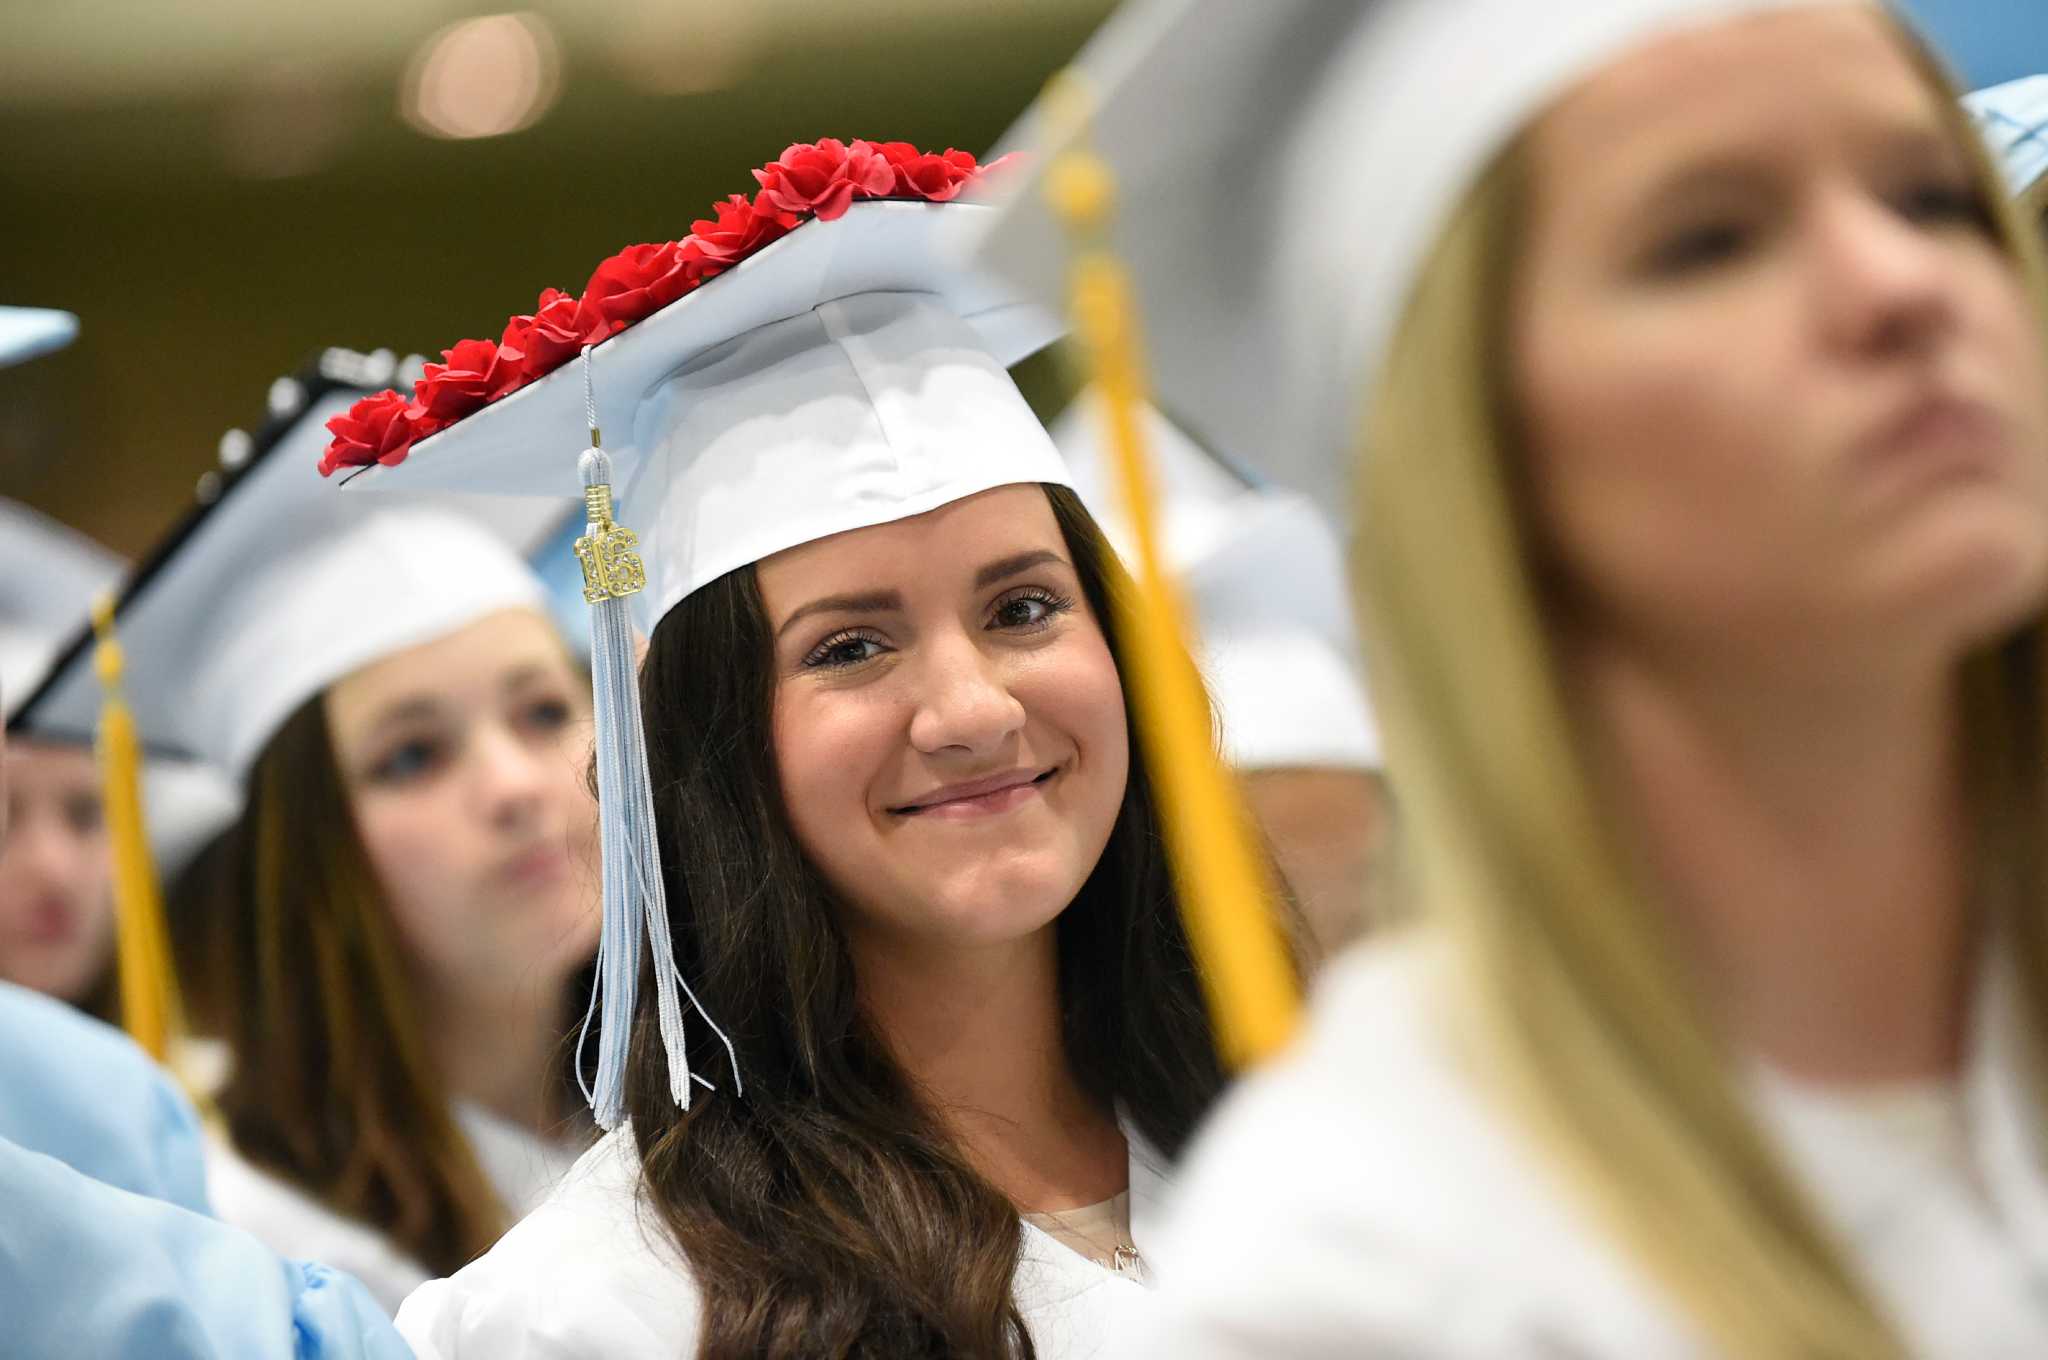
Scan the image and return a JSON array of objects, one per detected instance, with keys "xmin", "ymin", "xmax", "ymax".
[{"xmin": 571, "ymin": 347, "xmax": 741, "ymax": 1129}]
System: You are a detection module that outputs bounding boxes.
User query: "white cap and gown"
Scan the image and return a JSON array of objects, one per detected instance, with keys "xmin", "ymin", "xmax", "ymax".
[
  {"xmin": 0, "ymin": 501, "xmax": 228, "ymax": 1216},
  {"xmin": 15, "ymin": 352, "xmax": 587, "ymax": 1315},
  {"xmin": 332, "ymin": 184, "xmax": 1176, "ymax": 1356},
  {"xmin": 965, "ymin": 1, "xmax": 2048, "ymax": 1355},
  {"xmin": 1, "ymin": 503, "xmax": 242, "ymax": 922},
  {"xmin": 0, "ymin": 311, "xmax": 230, "ymax": 1214}
]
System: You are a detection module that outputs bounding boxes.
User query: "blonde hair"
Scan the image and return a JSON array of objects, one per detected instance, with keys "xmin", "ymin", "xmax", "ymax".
[{"xmin": 1352, "ymin": 24, "xmax": 2048, "ymax": 1358}]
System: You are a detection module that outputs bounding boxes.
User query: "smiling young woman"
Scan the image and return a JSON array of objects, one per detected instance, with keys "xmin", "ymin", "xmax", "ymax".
[{"xmin": 339, "ymin": 141, "xmax": 1237, "ymax": 1360}]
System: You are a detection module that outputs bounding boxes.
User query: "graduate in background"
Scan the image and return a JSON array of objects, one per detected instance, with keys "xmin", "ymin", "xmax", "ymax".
[
  {"xmin": 316, "ymin": 136, "xmax": 1238, "ymax": 1359},
  {"xmin": 0, "ymin": 311, "xmax": 408, "ymax": 1358},
  {"xmin": 1053, "ymin": 394, "xmax": 1387, "ymax": 956},
  {"xmin": 0, "ymin": 761, "xmax": 410, "ymax": 1359},
  {"xmin": 0, "ymin": 500, "xmax": 128, "ymax": 1015},
  {"xmin": 17, "ymin": 348, "xmax": 598, "ymax": 1313},
  {"xmin": 0, "ymin": 379, "xmax": 237, "ymax": 1029},
  {"xmin": 974, "ymin": 0, "xmax": 2048, "ymax": 1353}
]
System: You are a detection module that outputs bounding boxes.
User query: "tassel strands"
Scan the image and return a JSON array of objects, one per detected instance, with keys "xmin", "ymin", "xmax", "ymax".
[
  {"xmin": 1042, "ymin": 73, "xmax": 1301, "ymax": 1069},
  {"xmin": 91, "ymin": 594, "xmax": 186, "ymax": 1063},
  {"xmin": 571, "ymin": 345, "xmax": 742, "ymax": 1129}
]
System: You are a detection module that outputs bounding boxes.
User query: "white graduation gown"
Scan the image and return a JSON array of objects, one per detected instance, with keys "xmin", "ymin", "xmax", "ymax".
[
  {"xmin": 1127, "ymin": 938, "xmax": 2048, "ymax": 1358},
  {"xmin": 396, "ymin": 1122, "xmax": 1173, "ymax": 1359},
  {"xmin": 206, "ymin": 1101, "xmax": 583, "ymax": 1315}
]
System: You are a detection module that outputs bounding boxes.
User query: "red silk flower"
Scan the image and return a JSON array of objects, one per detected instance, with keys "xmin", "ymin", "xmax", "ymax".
[
  {"xmin": 581, "ymin": 240, "xmax": 704, "ymax": 329},
  {"xmin": 410, "ymin": 337, "xmax": 524, "ymax": 424},
  {"xmin": 317, "ymin": 137, "xmax": 1004, "ymax": 478},
  {"xmin": 690, "ymin": 194, "xmax": 791, "ymax": 274},
  {"xmin": 873, "ymin": 142, "xmax": 979, "ymax": 202},
  {"xmin": 319, "ymin": 389, "xmax": 429, "ymax": 477},
  {"xmin": 753, "ymin": 138, "xmax": 893, "ymax": 225},
  {"xmin": 502, "ymin": 287, "xmax": 620, "ymax": 382}
]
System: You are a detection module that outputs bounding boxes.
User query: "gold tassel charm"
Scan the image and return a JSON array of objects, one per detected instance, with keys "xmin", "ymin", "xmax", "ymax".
[
  {"xmin": 92, "ymin": 594, "xmax": 186, "ymax": 1063},
  {"xmin": 1043, "ymin": 71, "xmax": 1301, "ymax": 1069},
  {"xmin": 574, "ymin": 477, "xmax": 647, "ymax": 605}
]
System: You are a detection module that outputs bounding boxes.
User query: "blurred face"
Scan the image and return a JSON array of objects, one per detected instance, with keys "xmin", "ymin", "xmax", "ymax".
[
  {"xmin": 1513, "ymin": 6, "xmax": 2048, "ymax": 676},
  {"xmin": 0, "ymin": 738, "xmax": 112, "ymax": 1001},
  {"xmin": 759, "ymin": 486, "xmax": 1130, "ymax": 956},
  {"xmin": 326, "ymin": 608, "xmax": 598, "ymax": 1003}
]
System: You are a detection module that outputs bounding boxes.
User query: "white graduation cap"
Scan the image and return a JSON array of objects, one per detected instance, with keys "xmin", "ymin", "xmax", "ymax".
[
  {"xmin": 0, "ymin": 307, "xmax": 79, "ymax": 371},
  {"xmin": 1965, "ymin": 74, "xmax": 2048, "ymax": 198},
  {"xmin": 1052, "ymin": 396, "xmax": 1381, "ymax": 772},
  {"xmin": 9, "ymin": 352, "xmax": 566, "ymax": 1061},
  {"xmin": 13, "ymin": 357, "xmax": 565, "ymax": 780},
  {"xmin": 957, "ymin": 0, "xmax": 1816, "ymax": 513},
  {"xmin": 0, "ymin": 501, "xmax": 240, "ymax": 882},
  {"xmin": 333, "ymin": 172, "xmax": 1073, "ymax": 1127},
  {"xmin": 349, "ymin": 201, "xmax": 1068, "ymax": 633},
  {"xmin": 0, "ymin": 499, "xmax": 121, "ymax": 718}
]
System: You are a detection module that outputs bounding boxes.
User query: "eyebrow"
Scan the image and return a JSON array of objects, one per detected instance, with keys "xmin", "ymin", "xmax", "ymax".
[
  {"xmin": 500, "ymin": 662, "xmax": 556, "ymax": 693},
  {"xmin": 1632, "ymin": 156, "xmax": 1775, "ymax": 220},
  {"xmin": 974, "ymin": 549, "xmax": 1066, "ymax": 589},
  {"xmin": 772, "ymin": 550, "xmax": 1072, "ymax": 642},
  {"xmin": 363, "ymin": 696, "xmax": 448, "ymax": 742},
  {"xmin": 774, "ymin": 590, "xmax": 903, "ymax": 641},
  {"xmin": 1634, "ymin": 117, "xmax": 1967, "ymax": 220}
]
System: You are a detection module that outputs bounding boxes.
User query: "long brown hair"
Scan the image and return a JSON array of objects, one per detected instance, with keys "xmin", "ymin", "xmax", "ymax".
[
  {"xmin": 191, "ymin": 698, "xmax": 517, "ymax": 1275},
  {"xmin": 624, "ymin": 483, "xmax": 1229, "ymax": 1358}
]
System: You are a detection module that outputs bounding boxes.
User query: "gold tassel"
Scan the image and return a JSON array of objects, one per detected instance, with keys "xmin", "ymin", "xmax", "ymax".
[
  {"xmin": 92, "ymin": 594, "xmax": 185, "ymax": 1063},
  {"xmin": 1043, "ymin": 75, "xmax": 1301, "ymax": 1068}
]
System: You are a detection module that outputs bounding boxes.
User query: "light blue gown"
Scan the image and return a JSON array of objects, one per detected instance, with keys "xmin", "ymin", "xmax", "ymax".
[
  {"xmin": 0, "ymin": 980, "xmax": 210, "ymax": 1211},
  {"xmin": 0, "ymin": 982, "xmax": 413, "ymax": 1358}
]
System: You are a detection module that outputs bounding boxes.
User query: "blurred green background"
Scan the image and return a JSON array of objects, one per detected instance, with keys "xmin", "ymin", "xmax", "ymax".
[{"xmin": 0, "ymin": 1, "xmax": 1110, "ymax": 555}]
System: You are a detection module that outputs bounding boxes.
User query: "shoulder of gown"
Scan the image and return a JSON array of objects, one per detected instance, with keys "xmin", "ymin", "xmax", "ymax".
[
  {"xmin": 0, "ymin": 1133, "xmax": 411, "ymax": 1360},
  {"xmin": 1126, "ymin": 936, "xmax": 1702, "ymax": 1359},
  {"xmin": 398, "ymin": 1124, "xmax": 704, "ymax": 1360},
  {"xmin": 0, "ymin": 980, "xmax": 210, "ymax": 1214},
  {"xmin": 204, "ymin": 1129, "xmax": 432, "ymax": 1315}
]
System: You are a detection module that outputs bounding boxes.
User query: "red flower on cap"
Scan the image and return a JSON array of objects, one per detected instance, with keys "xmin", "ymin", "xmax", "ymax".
[
  {"xmin": 873, "ymin": 142, "xmax": 979, "ymax": 202},
  {"xmin": 753, "ymin": 138, "xmax": 893, "ymax": 225},
  {"xmin": 410, "ymin": 336, "xmax": 524, "ymax": 424},
  {"xmin": 690, "ymin": 194, "xmax": 791, "ymax": 275},
  {"xmin": 319, "ymin": 389, "xmax": 431, "ymax": 477},
  {"xmin": 317, "ymin": 136, "xmax": 1007, "ymax": 478},
  {"xmin": 503, "ymin": 287, "xmax": 620, "ymax": 382},
  {"xmin": 581, "ymin": 240, "xmax": 703, "ymax": 329}
]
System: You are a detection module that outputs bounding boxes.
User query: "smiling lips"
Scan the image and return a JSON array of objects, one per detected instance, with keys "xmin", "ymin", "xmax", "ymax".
[{"xmin": 889, "ymin": 767, "xmax": 1059, "ymax": 820}]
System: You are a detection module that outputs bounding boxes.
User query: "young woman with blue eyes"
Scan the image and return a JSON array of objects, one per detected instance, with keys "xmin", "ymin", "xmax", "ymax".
[
  {"xmin": 9, "ymin": 375, "xmax": 616, "ymax": 1314},
  {"xmin": 192, "ymin": 598, "xmax": 600, "ymax": 1313}
]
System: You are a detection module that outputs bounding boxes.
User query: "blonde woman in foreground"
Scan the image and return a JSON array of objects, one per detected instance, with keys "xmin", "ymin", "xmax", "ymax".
[{"xmin": 984, "ymin": 0, "xmax": 2048, "ymax": 1354}]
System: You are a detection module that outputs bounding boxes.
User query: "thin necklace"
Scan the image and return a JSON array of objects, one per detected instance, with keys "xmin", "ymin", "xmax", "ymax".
[{"xmin": 1028, "ymin": 1190, "xmax": 1144, "ymax": 1278}]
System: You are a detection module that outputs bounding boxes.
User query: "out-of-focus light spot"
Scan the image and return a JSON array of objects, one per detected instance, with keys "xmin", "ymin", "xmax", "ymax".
[
  {"xmin": 603, "ymin": 2, "xmax": 760, "ymax": 97},
  {"xmin": 218, "ymin": 60, "xmax": 357, "ymax": 179},
  {"xmin": 401, "ymin": 13, "xmax": 561, "ymax": 141},
  {"xmin": 217, "ymin": 429, "xmax": 253, "ymax": 471}
]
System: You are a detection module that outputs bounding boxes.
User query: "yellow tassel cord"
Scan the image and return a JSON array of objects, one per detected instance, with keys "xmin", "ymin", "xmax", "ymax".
[
  {"xmin": 1042, "ymin": 80, "xmax": 1301, "ymax": 1067},
  {"xmin": 92, "ymin": 594, "xmax": 186, "ymax": 1063}
]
